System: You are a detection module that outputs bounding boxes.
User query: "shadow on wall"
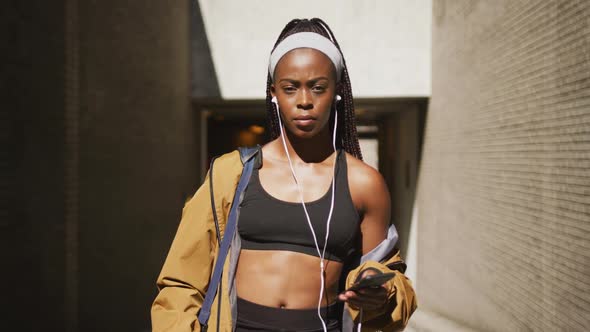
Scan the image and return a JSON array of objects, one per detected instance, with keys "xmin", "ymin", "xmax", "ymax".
[{"xmin": 375, "ymin": 99, "xmax": 428, "ymax": 256}]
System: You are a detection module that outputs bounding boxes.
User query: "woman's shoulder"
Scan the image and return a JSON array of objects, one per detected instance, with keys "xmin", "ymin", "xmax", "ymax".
[
  {"xmin": 212, "ymin": 146, "xmax": 260, "ymax": 168},
  {"xmin": 344, "ymin": 152, "xmax": 386, "ymax": 187},
  {"xmin": 344, "ymin": 152, "xmax": 390, "ymax": 203},
  {"xmin": 214, "ymin": 149, "xmax": 240, "ymax": 160},
  {"xmin": 208, "ymin": 149, "xmax": 248, "ymax": 185}
]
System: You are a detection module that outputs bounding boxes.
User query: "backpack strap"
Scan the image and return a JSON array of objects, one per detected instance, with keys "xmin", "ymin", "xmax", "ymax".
[{"xmin": 198, "ymin": 146, "xmax": 260, "ymax": 331}]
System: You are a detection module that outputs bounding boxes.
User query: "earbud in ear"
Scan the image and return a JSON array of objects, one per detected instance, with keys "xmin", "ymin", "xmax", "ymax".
[
  {"xmin": 271, "ymin": 96, "xmax": 277, "ymax": 103},
  {"xmin": 334, "ymin": 95, "xmax": 342, "ymax": 102}
]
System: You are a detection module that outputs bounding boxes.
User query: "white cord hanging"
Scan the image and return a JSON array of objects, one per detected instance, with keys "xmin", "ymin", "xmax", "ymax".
[{"xmin": 272, "ymin": 96, "xmax": 339, "ymax": 332}]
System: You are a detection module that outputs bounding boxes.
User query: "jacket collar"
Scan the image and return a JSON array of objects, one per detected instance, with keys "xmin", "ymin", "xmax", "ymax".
[{"xmin": 238, "ymin": 145, "xmax": 262, "ymax": 169}]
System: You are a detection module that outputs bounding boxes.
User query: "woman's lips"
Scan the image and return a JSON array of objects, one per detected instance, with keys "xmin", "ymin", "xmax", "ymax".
[{"xmin": 293, "ymin": 116, "xmax": 316, "ymax": 127}]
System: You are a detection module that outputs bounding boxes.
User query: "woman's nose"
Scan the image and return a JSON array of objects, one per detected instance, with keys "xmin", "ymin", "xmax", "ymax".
[{"xmin": 297, "ymin": 89, "xmax": 313, "ymax": 110}]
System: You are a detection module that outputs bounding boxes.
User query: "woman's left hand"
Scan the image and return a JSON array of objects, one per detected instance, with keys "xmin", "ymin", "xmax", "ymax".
[{"xmin": 338, "ymin": 270, "xmax": 389, "ymax": 311}]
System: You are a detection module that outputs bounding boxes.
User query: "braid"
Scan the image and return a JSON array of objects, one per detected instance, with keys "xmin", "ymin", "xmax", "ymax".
[{"xmin": 265, "ymin": 18, "xmax": 363, "ymax": 160}]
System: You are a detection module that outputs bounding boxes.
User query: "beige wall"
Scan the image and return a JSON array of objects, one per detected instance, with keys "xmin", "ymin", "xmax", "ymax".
[
  {"xmin": 417, "ymin": 1, "xmax": 590, "ymax": 330},
  {"xmin": 198, "ymin": 0, "xmax": 432, "ymax": 99}
]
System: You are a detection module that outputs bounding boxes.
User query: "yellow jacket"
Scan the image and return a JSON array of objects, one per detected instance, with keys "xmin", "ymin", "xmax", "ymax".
[{"xmin": 151, "ymin": 149, "xmax": 417, "ymax": 331}]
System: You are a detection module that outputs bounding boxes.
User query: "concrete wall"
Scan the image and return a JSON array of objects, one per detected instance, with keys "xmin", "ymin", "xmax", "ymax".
[
  {"xmin": 3, "ymin": 1, "xmax": 68, "ymax": 330},
  {"xmin": 78, "ymin": 1, "xmax": 197, "ymax": 330},
  {"xmin": 381, "ymin": 106, "xmax": 425, "ymax": 257},
  {"xmin": 191, "ymin": 0, "xmax": 221, "ymax": 98},
  {"xmin": 4, "ymin": 1, "xmax": 199, "ymax": 331},
  {"xmin": 417, "ymin": 1, "xmax": 590, "ymax": 330},
  {"xmin": 198, "ymin": 0, "xmax": 432, "ymax": 99}
]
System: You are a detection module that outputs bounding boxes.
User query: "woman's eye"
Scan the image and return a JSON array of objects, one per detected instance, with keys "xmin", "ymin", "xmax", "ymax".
[
  {"xmin": 312, "ymin": 86, "xmax": 326, "ymax": 92},
  {"xmin": 283, "ymin": 86, "xmax": 296, "ymax": 93}
]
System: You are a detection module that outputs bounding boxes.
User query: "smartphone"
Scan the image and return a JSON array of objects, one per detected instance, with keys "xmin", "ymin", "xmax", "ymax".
[{"xmin": 346, "ymin": 272, "xmax": 396, "ymax": 292}]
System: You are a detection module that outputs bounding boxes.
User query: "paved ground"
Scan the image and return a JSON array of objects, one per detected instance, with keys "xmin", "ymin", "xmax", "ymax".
[{"xmin": 405, "ymin": 309, "xmax": 480, "ymax": 332}]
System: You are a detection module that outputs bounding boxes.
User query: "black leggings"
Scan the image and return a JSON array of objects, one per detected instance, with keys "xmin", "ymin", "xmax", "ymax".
[{"xmin": 235, "ymin": 297, "xmax": 342, "ymax": 332}]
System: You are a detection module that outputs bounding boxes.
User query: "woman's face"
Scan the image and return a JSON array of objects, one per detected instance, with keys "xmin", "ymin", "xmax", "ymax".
[{"xmin": 271, "ymin": 48, "xmax": 338, "ymax": 139}]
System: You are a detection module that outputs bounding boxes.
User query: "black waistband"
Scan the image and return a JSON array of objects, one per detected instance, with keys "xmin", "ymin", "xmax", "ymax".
[{"xmin": 236, "ymin": 297, "xmax": 342, "ymax": 332}]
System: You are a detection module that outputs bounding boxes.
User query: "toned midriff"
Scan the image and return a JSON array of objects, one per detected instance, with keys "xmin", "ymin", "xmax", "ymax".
[{"xmin": 235, "ymin": 249, "xmax": 343, "ymax": 309}]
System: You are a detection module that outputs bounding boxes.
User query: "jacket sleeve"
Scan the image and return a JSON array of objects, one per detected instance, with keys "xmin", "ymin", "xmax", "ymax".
[
  {"xmin": 345, "ymin": 250, "xmax": 418, "ymax": 331},
  {"xmin": 151, "ymin": 173, "xmax": 217, "ymax": 332}
]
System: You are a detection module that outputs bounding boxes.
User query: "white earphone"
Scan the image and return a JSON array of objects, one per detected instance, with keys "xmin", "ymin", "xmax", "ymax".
[
  {"xmin": 332, "ymin": 95, "xmax": 341, "ymax": 150},
  {"xmin": 271, "ymin": 95, "xmax": 340, "ymax": 332}
]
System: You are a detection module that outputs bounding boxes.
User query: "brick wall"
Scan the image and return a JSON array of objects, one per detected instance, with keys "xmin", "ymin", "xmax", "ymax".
[{"xmin": 418, "ymin": 1, "xmax": 590, "ymax": 330}]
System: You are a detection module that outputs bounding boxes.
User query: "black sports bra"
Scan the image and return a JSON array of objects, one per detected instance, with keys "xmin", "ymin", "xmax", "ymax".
[{"xmin": 238, "ymin": 150, "xmax": 360, "ymax": 262}]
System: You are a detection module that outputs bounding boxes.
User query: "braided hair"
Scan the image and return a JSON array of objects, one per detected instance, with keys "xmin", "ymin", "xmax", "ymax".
[{"xmin": 266, "ymin": 18, "xmax": 363, "ymax": 160}]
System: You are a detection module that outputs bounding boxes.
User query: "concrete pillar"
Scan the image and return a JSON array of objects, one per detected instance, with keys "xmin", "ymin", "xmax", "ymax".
[
  {"xmin": 77, "ymin": 1, "xmax": 196, "ymax": 330},
  {"xmin": 3, "ymin": 1, "xmax": 198, "ymax": 331}
]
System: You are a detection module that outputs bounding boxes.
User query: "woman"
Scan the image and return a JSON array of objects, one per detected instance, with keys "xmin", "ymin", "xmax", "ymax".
[{"xmin": 152, "ymin": 18, "xmax": 416, "ymax": 332}]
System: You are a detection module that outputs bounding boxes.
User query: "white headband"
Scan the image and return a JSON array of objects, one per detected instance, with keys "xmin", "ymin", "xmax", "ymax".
[{"xmin": 268, "ymin": 32, "xmax": 344, "ymax": 82}]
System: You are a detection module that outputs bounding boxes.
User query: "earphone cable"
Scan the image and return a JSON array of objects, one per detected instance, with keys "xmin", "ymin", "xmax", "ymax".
[{"xmin": 273, "ymin": 97, "xmax": 339, "ymax": 332}]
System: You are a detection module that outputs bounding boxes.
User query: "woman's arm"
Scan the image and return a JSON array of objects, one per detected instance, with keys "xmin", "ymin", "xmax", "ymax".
[
  {"xmin": 343, "ymin": 249, "xmax": 417, "ymax": 331},
  {"xmin": 151, "ymin": 150, "xmax": 243, "ymax": 332},
  {"xmin": 338, "ymin": 161, "xmax": 389, "ymax": 308},
  {"xmin": 339, "ymin": 156, "xmax": 417, "ymax": 330}
]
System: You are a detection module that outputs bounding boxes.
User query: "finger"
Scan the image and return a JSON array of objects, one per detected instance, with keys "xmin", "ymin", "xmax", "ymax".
[
  {"xmin": 344, "ymin": 290, "xmax": 359, "ymax": 299},
  {"xmin": 351, "ymin": 292, "xmax": 389, "ymax": 306},
  {"xmin": 357, "ymin": 294, "xmax": 387, "ymax": 303},
  {"xmin": 347, "ymin": 298, "xmax": 382, "ymax": 311},
  {"xmin": 338, "ymin": 290, "xmax": 358, "ymax": 302},
  {"xmin": 338, "ymin": 293, "xmax": 350, "ymax": 302},
  {"xmin": 355, "ymin": 291, "xmax": 387, "ymax": 302},
  {"xmin": 342, "ymin": 289, "xmax": 388, "ymax": 308},
  {"xmin": 356, "ymin": 287, "xmax": 387, "ymax": 295},
  {"xmin": 351, "ymin": 296, "xmax": 387, "ymax": 307}
]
